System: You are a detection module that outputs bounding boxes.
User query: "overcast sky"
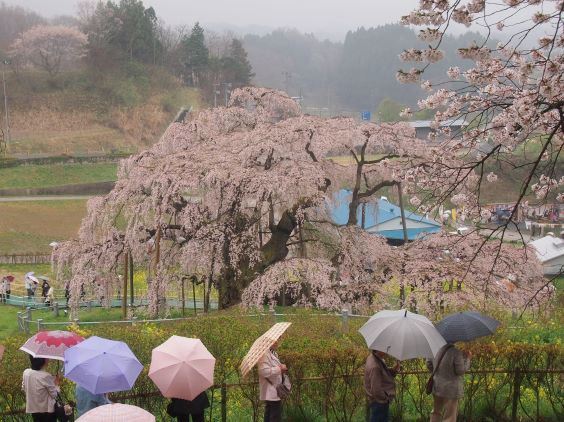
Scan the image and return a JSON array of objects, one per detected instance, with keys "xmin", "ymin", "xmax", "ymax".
[{"xmin": 11, "ymin": 0, "xmax": 419, "ymax": 40}]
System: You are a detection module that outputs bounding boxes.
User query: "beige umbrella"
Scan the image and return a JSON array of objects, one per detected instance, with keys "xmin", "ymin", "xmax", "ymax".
[{"xmin": 240, "ymin": 322, "xmax": 291, "ymax": 378}]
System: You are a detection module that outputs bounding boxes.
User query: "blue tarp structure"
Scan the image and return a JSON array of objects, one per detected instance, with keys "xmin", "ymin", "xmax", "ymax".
[{"xmin": 328, "ymin": 190, "xmax": 441, "ymax": 241}]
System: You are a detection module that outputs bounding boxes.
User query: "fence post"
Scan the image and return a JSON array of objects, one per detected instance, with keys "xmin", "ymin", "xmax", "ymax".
[
  {"xmin": 221, "ymin": 383, "xmax": 227, "ymax": 422},
  {"xmin": 53, "ymin": 302, "xmax": 59, "ymax": 317},
  {"xmin": 73, "ymin": 318, "xmax": 80, "ymax": 327},
  {"xmin": 341, "ymin": 309, "xmax": 349, "ymax": 332},
  {"xmin": 37, "ymin": 319, "xmax": 43, "ymax": 331},
  {"xmin": 87, "ymin": 300, "xmax": 92, "ymax": 311},
  {"xmin": 26, "ymin": 307, "xmax": 32, "ymax": 322},
  {"xmin": 131, "ymin": 316, "xmax": 137, "ymax": 326},
  {"xmin": 511, "ymin": 367, "xmax": 522, "ymax": 422},
  {"xmin": 17, "ymin": 311, "xmax": 22, "ymax": 332},
  {"xmin": 269, "ymin": 307, "xmax": 276, "ymax": 324}
]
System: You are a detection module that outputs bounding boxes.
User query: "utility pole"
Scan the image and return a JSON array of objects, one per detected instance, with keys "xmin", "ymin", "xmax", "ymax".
[
  {"xmin": 2, "ymin": 59, "xmax": 10, "ymax": 148},
  {"xmin": 282, "ymin": 71, "xmax": 292, "ymax": 95},
  {"xmin": 223, "ymin": 82, "xmax": 232, "ymax": 107},
  {"xmin": 213, "ymin": 83, "xmax": 220, "ymax": 108}
]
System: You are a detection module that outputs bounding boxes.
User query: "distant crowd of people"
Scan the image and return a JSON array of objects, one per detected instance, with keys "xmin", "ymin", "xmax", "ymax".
[{"xmin": 0, "ymin": 272, "xmax": 58, "ymax": 306}]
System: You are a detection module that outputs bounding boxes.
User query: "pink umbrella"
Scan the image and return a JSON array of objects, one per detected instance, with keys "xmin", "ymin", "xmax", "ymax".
[
  {"xmin": 76, "ymin": 403, "xmax": 155, "ymax": 422},
  {"xmin": 148, "ymin": 335, "xmax": 215, "ymax": 400},
  {"xmin": 20, "ymin": 330, "xmax": 84, "ymax": 361}
]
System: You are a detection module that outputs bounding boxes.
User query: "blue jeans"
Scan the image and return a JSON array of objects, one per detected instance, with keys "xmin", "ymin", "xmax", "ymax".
[{"xmin": 370, "ymin": 401, "xmax": 389, "ymax": 422}]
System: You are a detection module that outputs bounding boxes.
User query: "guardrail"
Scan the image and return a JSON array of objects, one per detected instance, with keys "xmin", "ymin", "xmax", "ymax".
[{"xmin": 0, "ymin": 254, "xmax": 51, "ymax": 264}]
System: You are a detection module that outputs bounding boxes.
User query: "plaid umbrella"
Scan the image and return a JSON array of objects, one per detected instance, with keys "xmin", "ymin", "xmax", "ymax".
[
  {"xmin": 76, "ymin": 404, "xmax": 155, "ymax": 422},
  {"xmin": 240, "ymin": 322, "xmax": 291, "ymax": 378},
  {"xmin": 20, "ymin": 330, "xmax": 84, "ymax": 361},
  {"xmin": 436, "ymin": 311, "xmax": 500, "ymax": 343}
]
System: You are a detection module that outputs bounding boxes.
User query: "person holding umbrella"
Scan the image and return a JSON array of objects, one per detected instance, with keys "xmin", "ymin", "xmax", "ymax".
[
  {"xmin": 240, "ymin": 322, "xmax": 292, "ymax": 422},
  {"xmin": 364, "ymin": 350, "xmax": 400, "ymax": 422},
  {"xmin": 258, "ymin": 338, "xmax": 289, "ymax": 422},
  {"xmin": 22, "ymin": 356, "xmax": 60, "ymax": 421},
  {"xmin": 166, "ymin": 393, "xmax": 210, "ymax": 422},
  {"xmin": 358, "ymin": 309, "xmax": 446, "ymax": 422},
  {"xmin": 427, "ymin": 311, "xmax": 500, "ymax": 422},
  {"xmin": 148, "ymin": 336, "xmax": 215, "ymax": 422},
  {"xmin": 426, "ymin": 343, "xmax": 471, "ymax": 422}
]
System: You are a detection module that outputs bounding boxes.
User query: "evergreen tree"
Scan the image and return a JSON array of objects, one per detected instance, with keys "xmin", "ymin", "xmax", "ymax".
[
  {"xmin": 222, "ymin": 38, "xmax": 254, "ymax": 88},
  {"xmin": 180, "ymin": 22, "xmax": 209, "ymax": 87}
]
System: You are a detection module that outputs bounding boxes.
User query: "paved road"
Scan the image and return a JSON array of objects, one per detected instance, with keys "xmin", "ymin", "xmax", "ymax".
[{"xmin": 0, "ymin": 195, "xmax": 93, "ymax": 202}]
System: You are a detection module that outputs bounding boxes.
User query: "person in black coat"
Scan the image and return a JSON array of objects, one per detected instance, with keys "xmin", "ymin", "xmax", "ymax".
[
  {"xmin": 166, "ymin": 392, "xmax": 210, "ymax": 422},
  {"xmin": 41, "ymin": 280, "xmax": 50, "ymax": 299}
]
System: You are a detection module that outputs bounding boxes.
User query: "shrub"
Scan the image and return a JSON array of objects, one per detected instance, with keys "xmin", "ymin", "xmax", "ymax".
[{"xmin": 0, "ymin": 311, "xmax": 561, "ymax": 421}]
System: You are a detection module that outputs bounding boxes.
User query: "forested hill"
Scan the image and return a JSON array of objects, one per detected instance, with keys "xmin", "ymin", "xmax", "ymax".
[{"xmin": 244, "ymin": 25, "xmax": 483, "ymax": 114}]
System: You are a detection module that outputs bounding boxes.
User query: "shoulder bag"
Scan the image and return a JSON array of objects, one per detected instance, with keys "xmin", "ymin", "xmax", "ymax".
[
  {"xmin": 266, "ymin": 374, "xmax": 291, "ymax": 400},
  {"xmin": 54, "ymin": 394, "xmax": 74, "ymax": 422},
  {"xmin": 425, "ymin": 344, "xmax": 453, "ymax": 395}
]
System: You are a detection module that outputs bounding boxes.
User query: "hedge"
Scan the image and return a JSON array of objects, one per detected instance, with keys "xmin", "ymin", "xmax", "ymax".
[{"xmin": 0, "ymin": 310, "xmax": 562, "ymax": 421}]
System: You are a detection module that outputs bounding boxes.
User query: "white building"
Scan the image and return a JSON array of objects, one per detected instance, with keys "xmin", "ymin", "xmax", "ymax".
[{"xmin": 529, "ymin": 234, "xmax": 564, "ymax": 276}]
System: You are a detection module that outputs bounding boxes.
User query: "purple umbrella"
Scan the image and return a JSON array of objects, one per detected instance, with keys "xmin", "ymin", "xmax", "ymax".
[{"xmin": 64, "ymin": 336, "xmax": 143, "ymax": 394}]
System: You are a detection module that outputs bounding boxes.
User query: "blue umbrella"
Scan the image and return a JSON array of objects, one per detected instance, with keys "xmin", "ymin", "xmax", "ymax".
[
  {"xmin": 64, "ymin": 336, "xmax": 143, "ymax": 394},
  {"xmin": 436, "ymin": 311, "xmax": 500, "ymax": 343}
]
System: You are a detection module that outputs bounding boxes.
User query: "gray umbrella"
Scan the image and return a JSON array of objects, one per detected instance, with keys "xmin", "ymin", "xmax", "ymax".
[{"xmin": 436, "ymin": 311, "xmax": 500, "ymax": 343}]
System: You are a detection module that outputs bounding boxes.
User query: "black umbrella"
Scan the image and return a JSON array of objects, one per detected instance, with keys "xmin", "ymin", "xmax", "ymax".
[{"xmin": 436, "ymin": 311, "xmax": 500, "ymax": 343}]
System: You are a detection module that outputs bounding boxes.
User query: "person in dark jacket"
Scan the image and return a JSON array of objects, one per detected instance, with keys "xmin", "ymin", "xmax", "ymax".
[
  {"xmin": 41, "ymin": 280, "xmax": 50, "ymax": 299},
  {"xmin": 166, "ymin": 391, "xmax": 210, "ymax": 422},
  {"xmin": 364, "ymin": 350, "xmax": 400, "ymax": 422}
]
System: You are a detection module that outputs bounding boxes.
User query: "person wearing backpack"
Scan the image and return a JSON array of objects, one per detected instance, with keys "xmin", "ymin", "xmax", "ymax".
[
  {"xmin": 364, "ymin": 350, "xmax": 400, "ymax": 422},
  {"xmin": 426, "ymin": 344, "xmax": 471, "ymax": 422}
]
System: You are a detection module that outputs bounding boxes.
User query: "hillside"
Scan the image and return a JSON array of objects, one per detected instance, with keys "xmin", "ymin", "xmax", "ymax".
[{"xmin": 3, "ymin": 68, "xmax": 201, "ymax": 157}]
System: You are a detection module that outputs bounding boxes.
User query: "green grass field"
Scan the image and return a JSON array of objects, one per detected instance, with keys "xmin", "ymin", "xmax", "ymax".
[
  {"xmin": 0, "ymin": 163, "xmax": 118, "ymax": 190},
  {"xmin": 0, "ymin": 200, "xmax": 87, "ymax": 254}
]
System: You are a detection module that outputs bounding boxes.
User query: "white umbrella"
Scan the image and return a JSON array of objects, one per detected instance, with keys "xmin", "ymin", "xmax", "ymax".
[{"xmin": 359, "ymin": 309, "xmax": 446, "ymax": 360}]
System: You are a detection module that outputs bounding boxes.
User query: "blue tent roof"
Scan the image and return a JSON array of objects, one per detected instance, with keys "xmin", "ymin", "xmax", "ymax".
[{"xmin": 327, "ymin": 190, "xmax": 441, "ymax": 240}]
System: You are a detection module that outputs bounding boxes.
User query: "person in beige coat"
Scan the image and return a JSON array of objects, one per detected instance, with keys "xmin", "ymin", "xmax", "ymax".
[
  {"xmin": 258, "ymin": 339, "xmax": 290, "ymax": 422},
  {"xmin": 426, "ymin": 344, "xmax": 471, "ymax": 422}
]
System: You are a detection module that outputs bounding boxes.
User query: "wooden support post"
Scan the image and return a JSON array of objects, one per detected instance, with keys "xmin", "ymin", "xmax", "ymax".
[
  {"xmin": 122, "ymin": 252, "xmax": 128, "ymax": 320},
  {"xmin": 511, "ymin": 367, "xmax": 522, "ymax": 422},
  {"xmin": 397, "ymin": 182, "xmax": 409, "ymax": 244},
  {"xmin": 129, "ymin": 253, "xmax": 134, "ymax": 306},
  {"xmin": 221, "ymin": 383, "xmax": 227, "ymax": 422},
  {"xmin": 341, "ymin": 309, "xmax": 349, "ymax": 332},
  {"xmin": 192, "ymin": 278, "xmax": 197, "ymax": 315},
  {"xmin": 181, "ymin": 278, "xmax": 186, "ymax": 317},
  {"xmin": 397, "ymin": 182, "xmax": 409, "ymax": 307}
]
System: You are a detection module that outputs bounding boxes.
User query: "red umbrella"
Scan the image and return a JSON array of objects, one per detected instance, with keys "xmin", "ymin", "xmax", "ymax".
[{"xmin": 20, "ymin": 331, "xmax": 84, "ymax": 361}]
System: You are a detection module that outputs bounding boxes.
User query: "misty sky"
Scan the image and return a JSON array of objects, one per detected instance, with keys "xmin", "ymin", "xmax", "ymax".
[{"xmin": 11, "ymin": 0, "xmax": 419, "ymax": 40}]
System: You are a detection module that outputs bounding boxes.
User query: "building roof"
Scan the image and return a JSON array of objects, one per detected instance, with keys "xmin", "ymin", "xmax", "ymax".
[
  {"xmin": 328, "ymin": 190, "xmax": 441, "ymax": 240},
  {"xmin": 408, "ymin": 118, "xmax": 468, "ymax": 129},
  {"xmin": 529, "ymin": 235, "xmax": 564, "ymax": 263}
]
